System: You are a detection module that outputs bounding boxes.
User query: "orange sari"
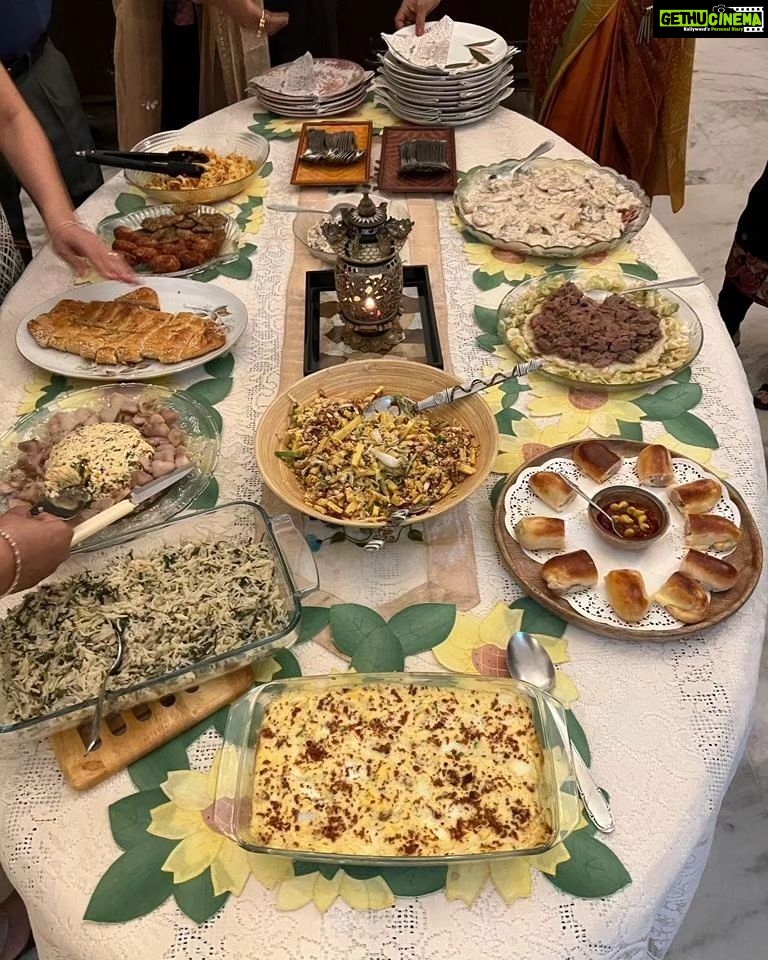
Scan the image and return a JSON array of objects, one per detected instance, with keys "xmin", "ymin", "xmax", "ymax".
[{"xmin": 528, "ymin": 0, "xmax": 695, "ymax": 211}]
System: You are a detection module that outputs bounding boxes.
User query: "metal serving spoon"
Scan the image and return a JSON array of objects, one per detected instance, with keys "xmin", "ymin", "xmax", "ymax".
[
  {"xmin": 559, "ymin": 475, "xmax": 626, "ymax": 538},
  {"xmin": 493, "ymin": 140, "xmax": 555, "ymax": 179},
  {"xmin": 364, "ymin": 359, "xmax": 544, "ymax": 419},
  {"xmin": 582, "ymin": 275, "xmax": 703, "ymax": 305},
  {"xmin": 266, "ymin": 201, "xmax": 355, "ymax": 217},
  {"xmin": 31, "ymin": 485, "xmax": 90, "ymax": 519},
  {"xmin": 506, "ymin": 630, "xmax": 615, "ymax": 834},
  {"xmin": 86, "ymin": 619, "xmax": 126, "ymax": 755}
]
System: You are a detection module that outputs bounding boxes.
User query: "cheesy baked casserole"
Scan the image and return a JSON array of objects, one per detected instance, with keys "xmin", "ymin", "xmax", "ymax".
[{"xmin": 250, "ymin": 683, "xmax": 553, "ymax": 856}]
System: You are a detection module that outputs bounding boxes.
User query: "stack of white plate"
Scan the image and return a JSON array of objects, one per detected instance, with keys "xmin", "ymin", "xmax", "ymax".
[
  {"xmin": 373, "ymin": 21, "xmax": 516, "ymax": 126},
  {"xmin": 249, "ymin": 58, "xmax": 372, "ymax": 118}
]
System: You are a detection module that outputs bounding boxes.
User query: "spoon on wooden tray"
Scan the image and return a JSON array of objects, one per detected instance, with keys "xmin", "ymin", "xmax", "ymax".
[
  {"xmin": 506, "ymin": 630, "xmax": 615, "ymax": 834},
  {"xmin": 364, "ymin": 359, "xmax": 544, "ymax": 419},
  {"xmin": 582, "ymin": 275, "xmax": 703, "ymax": 305}
]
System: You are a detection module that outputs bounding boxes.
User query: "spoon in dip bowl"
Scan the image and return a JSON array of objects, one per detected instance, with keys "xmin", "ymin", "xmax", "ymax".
[
  {"xmin": 558, "ymin": 475, "xmax": 627, "ymax": 538},
  {"xmin": 582, "ymin": 274, "xmax": 703, "ymax": 305},
  {"xmin": 506, "ymin": 629, "xmax": 615, "ymax": 834},
  {"xmin": 494, "ymin": 140, "xmax": 556, "ymax": 179}
]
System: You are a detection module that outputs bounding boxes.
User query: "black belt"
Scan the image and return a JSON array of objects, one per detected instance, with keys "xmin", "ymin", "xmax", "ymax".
[{"xmin": 3, "ymin": 33, "xmax": 48, "ymax": 82}]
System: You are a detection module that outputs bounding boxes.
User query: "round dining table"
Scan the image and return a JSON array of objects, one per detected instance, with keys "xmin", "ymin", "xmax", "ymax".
[{"xmin": 0, "ymin": 96, "xmax": 765, "ymax": 960}]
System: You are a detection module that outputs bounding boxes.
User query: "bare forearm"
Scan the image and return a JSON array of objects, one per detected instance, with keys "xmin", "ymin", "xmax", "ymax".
[{"xmin": 0, "ymin": 69, "xmax": 74, "ymax": 230}]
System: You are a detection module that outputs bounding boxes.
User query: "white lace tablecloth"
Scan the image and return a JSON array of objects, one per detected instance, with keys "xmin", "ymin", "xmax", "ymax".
[{"xmin": 0, "ymin": 100, "xmax": 765, "ymax": 960}]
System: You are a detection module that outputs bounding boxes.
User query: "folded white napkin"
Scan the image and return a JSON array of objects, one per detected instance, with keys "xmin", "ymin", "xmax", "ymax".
[
  {"xmin": 382, "ymin": 16, "xmax": 455, "ymax": 70},
  {"xmin": 256, "ymin": 52, "xmax": 315, "ymax": 95}
]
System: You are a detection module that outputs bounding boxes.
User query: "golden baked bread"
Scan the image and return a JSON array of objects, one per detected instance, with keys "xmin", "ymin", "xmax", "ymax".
[
  {"xmin": 27, "ymin": 287, "xmax": 226, "ymax": 365},
  {"xmin": 655, "ymin": 572, "xmax": 710, "ymax": 624},
  {"xmin": 541, "ymin": 550, "xmax": 598, "ymax": 594},
  {"xmin": 514, "ymin": 516, "xmax": 565, "ymax": 550},
  {"xmin": 528, "ymin": 471, "xmax": 576, "ymax": 511},
  {"xmin": 685, "ymin": 514, "xmax": 741, "ymax": 551},
  {"xmin": 636, "ymin": 444, "xmax": 675, "ymax": 487},
  {"xmin": 604, "ymin": 569, "xmax": 649, "ymax": 623},
  {"xmin": 573, "ymin": 440, "xmax": 622, "ymax": 483},
  {"xmin": 668, "ymin": 478, "xmax": 722, "ymax": 515},
  {"xmin": 679, "ymin": 549, "xmax": 738, "ymax": 592}
]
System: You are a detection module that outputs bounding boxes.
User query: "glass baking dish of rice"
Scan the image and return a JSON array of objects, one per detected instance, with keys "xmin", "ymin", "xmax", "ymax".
[
  {"xmin": 0, "ymin": 501, "xmax": 318, "ymax": 741},
  {"xmin": 212, "ymin": 673, "xmax": 581, "ymax": 865}
]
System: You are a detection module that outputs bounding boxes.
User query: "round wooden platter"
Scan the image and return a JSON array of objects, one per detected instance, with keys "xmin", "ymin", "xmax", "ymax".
[{"xmin": 493, "ymin": 439, "xmax": 764, "ymax": 641}]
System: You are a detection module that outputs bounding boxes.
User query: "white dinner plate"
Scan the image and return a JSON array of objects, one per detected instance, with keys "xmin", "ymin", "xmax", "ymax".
[
  {"xmin": 383, "ymin": 21, "xmax": 509, "ymax": 75},
  {"xmin": 380, "ymin": 64, "xmax": 514, "ymax": 104},
  {"xmin": 16, "ymin": 277, "xmax": 248, "ymax": 382},
  {"xmin": 255, "ymin": 89, "xmax": 368, "ymax": 118},
  {"xmin": 378, "ymin": 50, "xmax": 515, "ymax": 88},
  {"xmin": 251, "ymin": 58, "xmax": 368, "ymax": 99},
  {"xmin": 96, "ymin": 205, "xmax": 243, "ymax": 279}
]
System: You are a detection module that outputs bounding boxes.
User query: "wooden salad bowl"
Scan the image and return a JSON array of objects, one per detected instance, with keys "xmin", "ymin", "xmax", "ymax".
[{"xmin": 255, "ymin": 358, "xmax": 498, "ymax": 528}]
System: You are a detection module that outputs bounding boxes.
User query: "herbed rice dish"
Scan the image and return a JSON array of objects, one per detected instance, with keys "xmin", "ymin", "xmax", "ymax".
[
  {"xmin": 498, "ymin": 273, "xmax": 695, "ymax": 386},
  {"xmin": 0, "ymin": 540, "xmax": 289, "ymax": 725},
  {"xmin": 276, "ymin": 391, "xmax": 478, "ymax": 521}
]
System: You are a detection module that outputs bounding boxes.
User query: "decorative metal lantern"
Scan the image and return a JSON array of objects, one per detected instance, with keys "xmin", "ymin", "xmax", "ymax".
[{"xmin": 321, "ymin": 188, "xmax": 413, "ymax": 338}]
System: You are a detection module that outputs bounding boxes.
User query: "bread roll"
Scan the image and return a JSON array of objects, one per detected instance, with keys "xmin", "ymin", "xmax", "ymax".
[
  {"xmin": 528, "ymin": 471, "xmax": 576, "ymax": 511},
  {"xmin": 541, "ymin": 550, "xmax": 598, "ymax": 594},
  {"xmin": 514, "ymin": 516, "xmax": 566, "ymax": 550},
  {"xmin": 636, "ymin": 444, "xmax": 675, "ymax": 487},
  {"xmin": 573, "ymin": 441, "xmax": 623, "ymax": 483},
  {"xmin": 655, "ymin": 572, "xmax": 710, "ymax": 624},
  {"xmin": 679, "ymin": 549, "xmax": 738, "ymax": 592},
  {"xmin": 604, "ymin": 569, "xmax": 649, "ymax": 623},
  {"xmin": 685, "ymin": 514, "xmax": 741, "ymax": 551},
  {"xmin": 668, "ymin": 479, "xmax": 722, "ymax": 515}
]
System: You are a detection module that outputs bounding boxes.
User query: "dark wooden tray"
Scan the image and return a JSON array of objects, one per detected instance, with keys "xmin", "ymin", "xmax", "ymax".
[
  {"xmin": 493, "ymin": 438, "xmax": 763, "ymax": 641},
  {"xmin": 378, "ymin": 126, "xmax": 457, "ymax": 194},
  {"xmin": 303, "ymin": 264, "xmax": 444, "ymax": 375}
]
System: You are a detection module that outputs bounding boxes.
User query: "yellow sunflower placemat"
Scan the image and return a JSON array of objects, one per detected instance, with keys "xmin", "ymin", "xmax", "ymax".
[{"xmin": 84, "ymin": 599, "xmax": 630, "ymax": 925}]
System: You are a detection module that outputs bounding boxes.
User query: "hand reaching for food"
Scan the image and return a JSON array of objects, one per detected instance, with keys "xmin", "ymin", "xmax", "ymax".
[
  {"xmin": 0, "ymin": 507, "xmax": 72, "ymax": 594},
  {"xmin": 394, "ymin": 0, "xmax": 442, "ymax": 35},
  {"xmin": 47, "ymin": 218, "xmax": 135, "ymax": 283}
]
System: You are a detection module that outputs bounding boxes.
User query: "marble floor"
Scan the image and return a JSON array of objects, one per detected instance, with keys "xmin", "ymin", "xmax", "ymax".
[{"xmin": 654, "ymin": 37, "xmax": 768, "ymax": 960}]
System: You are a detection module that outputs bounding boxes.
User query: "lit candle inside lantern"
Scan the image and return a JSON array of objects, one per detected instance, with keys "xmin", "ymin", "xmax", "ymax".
[{"xmin": 363, "ymin": 296, "xmax": 380, "ymax": 318}]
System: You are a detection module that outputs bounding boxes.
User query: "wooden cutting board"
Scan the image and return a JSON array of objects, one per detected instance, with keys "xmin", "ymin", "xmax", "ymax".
[{"xmin": 51, "ymin": 666, "xmax": 254, "ymax": 790}]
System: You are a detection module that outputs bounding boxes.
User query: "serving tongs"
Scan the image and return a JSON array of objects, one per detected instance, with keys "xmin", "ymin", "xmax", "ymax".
[
  {"xmin": 76, "ymin": 148, "xmax": 208, "ymax": 178},
  {"xmin": 301, "ymin": 129, "xmax": 364, "ymax": 165}
]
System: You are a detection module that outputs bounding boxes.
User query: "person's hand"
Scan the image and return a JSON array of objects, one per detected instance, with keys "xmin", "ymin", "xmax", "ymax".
[
  {"xmin": 47, "ymin": 218, "xmax": 136, "ymax": 283},
  {"xmin": 0, "ymin": 507, "xmax": 73, "ymax": 593},
  {"xmin": 394, "ymin": 0, "xmax": 442, "ymax": 35},
  {"xmin": 217, "ymin": 0, "xmax": 289, "ymax": 35}
]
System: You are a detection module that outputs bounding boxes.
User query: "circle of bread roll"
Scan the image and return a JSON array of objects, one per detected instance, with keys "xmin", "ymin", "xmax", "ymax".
[
  {"xmin": 679, "ymin": 549, "xmax": 738, "ymax": 592},
  {"xmin": 528, "ymin": 471, "xmax": 577, "ymax": 512},
  {"xmin": 668, "ymin": 478, "xmax": 722, "ymax": 515},
  {"xmin": 573, "ymin": 440, "xmax": 623, "ymax": 484},
  {"xmin": 685, "ymin": 514, "xmax": 741, "ymax": 551},
  {"xmin": 541, "ymin": 550, "xmax": 598, "ymax": 594},
  {"xmin": 635, "ymin": 444, "xmax": 675, "ymax": 487},
  {"xmin": 604, "ymin": 569, "xmax": 649, "ymax": 623},
  {"xmin": 655, "ymin": 572, "xmax": 710, "ymax": 624},
  {"xmin": 514, "ymin": 516, "xmax": 566, "ymax": 551}
]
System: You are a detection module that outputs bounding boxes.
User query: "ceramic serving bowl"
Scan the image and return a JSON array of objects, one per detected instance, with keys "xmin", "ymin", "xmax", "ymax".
[{"xmin": 588, "ymin": 485, "xmax": 670, "ymax": 551}]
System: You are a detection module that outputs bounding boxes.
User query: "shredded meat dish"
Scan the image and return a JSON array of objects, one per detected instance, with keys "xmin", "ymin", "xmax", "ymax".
[{"xmin": 530, "ymin": 282, "xmax": 663, "ymax": 368}]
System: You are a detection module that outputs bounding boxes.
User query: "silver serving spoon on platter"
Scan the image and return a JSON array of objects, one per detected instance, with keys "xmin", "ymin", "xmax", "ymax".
[
  {"xmin": 582, "ymin": 275, "xmax": 703, "ymax": 305},
  {"xmin": 266, "ymin": 201, "xmax": 355, "ymax": 217},
  {"xmin": 493, "ymin": 140, "xmax": 555, "ymax": 179},
  {"xmin": 364, "ymin": 359, "xmax": 544, "ymax": 419},
  {"xmin": 506, "ymin": 630, "xmax": 615, "ymax": 834},
  {"xmin": 86, "ymin": 618, "xmax": 126, "ymax": 755},
  {"xmin": 558, "ymin": 475, "xmax": 626, "ymax": 538}
]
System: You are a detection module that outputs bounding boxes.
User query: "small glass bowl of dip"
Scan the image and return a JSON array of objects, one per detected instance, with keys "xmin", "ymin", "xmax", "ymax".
[{"xmin": 588, "ymin": 485, "xmax": 669, "ymax": 551}]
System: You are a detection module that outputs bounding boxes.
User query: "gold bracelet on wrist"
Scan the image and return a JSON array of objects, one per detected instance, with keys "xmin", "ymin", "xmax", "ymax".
[
  {"xmin": 256, "ymin": 8, "xmax": 267, "ymax": 38},
  {"xmin": 0, "ymin": 528, "xmax": 22, "ymax": 597}
]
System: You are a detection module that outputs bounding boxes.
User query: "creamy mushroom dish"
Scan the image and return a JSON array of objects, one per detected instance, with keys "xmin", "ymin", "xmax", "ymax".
[{"xmin": 458, "ymin": 162, "xmax": 642, "ymax": 249}]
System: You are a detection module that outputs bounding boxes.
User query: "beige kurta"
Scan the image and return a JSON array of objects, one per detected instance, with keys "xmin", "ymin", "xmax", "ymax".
[{"xmin": 112, "ymin": 0, "xmax": 270, "ymax": 150}]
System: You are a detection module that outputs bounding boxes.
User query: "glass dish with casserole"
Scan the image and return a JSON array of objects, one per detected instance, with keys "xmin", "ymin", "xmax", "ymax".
[{"xmin": 213, "ymin": 673, "xmax": 580, "ymax": 865}]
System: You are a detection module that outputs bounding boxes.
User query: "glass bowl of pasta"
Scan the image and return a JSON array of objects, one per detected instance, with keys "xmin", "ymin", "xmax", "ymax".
[
  {"xmin": 126, "ymin": 129, "xmax": 270, "ymax": 203},
  {"xmin": 496, "ymin": 267, "xmax": 704, "ymax": 390}
]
